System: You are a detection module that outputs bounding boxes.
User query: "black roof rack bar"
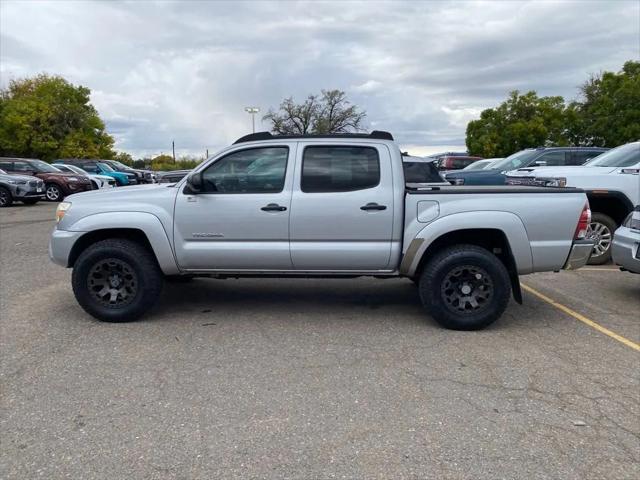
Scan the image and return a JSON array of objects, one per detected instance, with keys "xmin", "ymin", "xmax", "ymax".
[{"xmin": 233, "ymin": 130, "xmax": 393, "ymax": 144}]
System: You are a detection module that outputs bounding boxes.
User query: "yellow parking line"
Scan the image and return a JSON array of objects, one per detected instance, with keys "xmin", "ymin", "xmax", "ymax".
[{"xmin": 521, "ymin": 283, "xmax": 640, "ymax": 352}]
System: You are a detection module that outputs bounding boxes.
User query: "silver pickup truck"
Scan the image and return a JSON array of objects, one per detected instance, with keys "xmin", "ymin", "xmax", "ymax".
[{"xmin": 49, "ymin": 131, "xmax": 594, "ymax": 330}]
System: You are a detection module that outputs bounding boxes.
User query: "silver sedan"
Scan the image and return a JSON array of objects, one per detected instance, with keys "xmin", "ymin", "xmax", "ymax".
[{"xmin": 611, "ymin": 206, "xmax": 640, "ymax": 274}]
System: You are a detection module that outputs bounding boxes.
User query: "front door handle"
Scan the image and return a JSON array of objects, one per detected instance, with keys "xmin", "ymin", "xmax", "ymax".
[
  {"xmin": 360, "ymin": 203, "xmax": 387, "ymax": 211},
  {"xmin": 261, "ymin": 203, "xmax": 287, "ymax": 212}
]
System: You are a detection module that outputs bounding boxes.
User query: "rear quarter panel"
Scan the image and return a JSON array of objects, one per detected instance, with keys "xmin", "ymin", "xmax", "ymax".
[{"xmin": 404, "ymin": 189, "xmax": 587, "ymax": 275}]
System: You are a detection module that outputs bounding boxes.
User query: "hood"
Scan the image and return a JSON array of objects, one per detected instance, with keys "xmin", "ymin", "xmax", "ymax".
[
  {"xmin": 445, "ymin": 168, "xmax": 501, "ymax": 179},
  {"xmin": 1, "ymin": 173, "xmax": 39, "ymax": 182},
  {"xmin": 66, "ymin": 183, "xmax": 168, "ymax": 201},
  {"xmin": 506, "ymin": 166, "xmax": 618, "ymax": 178}
]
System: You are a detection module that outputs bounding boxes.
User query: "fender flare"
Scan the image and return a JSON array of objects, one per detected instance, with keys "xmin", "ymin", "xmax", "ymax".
[
  {"xmin": 67, "ymin": 211, "xmax": 180, "ymax": 274},
  {"xmin": 401, "ymin": 211, "xmax": 533, "ymax": 277}
]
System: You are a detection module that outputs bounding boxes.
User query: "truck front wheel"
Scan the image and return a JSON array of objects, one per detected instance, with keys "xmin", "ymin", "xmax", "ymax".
[
  {"xmin": 72, "ymin": 238, "xmax": 163, "ymax": 322},
  {"xmin": 418, "ymin": 244, "xmax": 511, "ymax": 330}
]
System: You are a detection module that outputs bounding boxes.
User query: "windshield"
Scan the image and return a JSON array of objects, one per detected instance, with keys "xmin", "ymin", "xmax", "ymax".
[
  {"xmin": 462, "ymin": 160, "xmax": 491, "ymax": 171},
  {"xmin": 97, "ymin": 162, "xmax": 115, "ymax": 172},
  {"xmin": 31, "ymin": 160, "xmax": 62, "ymax": 173},
  {"xmin": 111, "ymin": 161, "xmax": 131, "ymax": 170},
  {"xmin": 490, "ymin": 150, "xmax": 540, "ymax": 171},
  {"xmin": 64, "ymin": 164, "xmax": 87, "ymax": 175},
  {"xmin": 585, "ymin": 143, "xmax": 639, "ymax": 167}
]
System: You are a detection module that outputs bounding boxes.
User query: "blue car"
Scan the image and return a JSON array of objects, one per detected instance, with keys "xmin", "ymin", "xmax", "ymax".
[
  {"xmin": 54, "ymin": 159, "xmax": 135, "ymax": 186},
  {"xmin": 445, "ymin": 147, "xmax": 608, "ymax": 185}
]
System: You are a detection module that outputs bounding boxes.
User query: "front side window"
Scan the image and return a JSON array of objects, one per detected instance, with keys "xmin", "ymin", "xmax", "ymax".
[
  {"xmin": 81, "ymin": 163, "xmax": 99, "ymax": 173},
  {"xmin": 301, "ymin": 146, "xmax": 380, "ymax": 193},
  {"xmin": 201, "ymin": 147, "xmax": 288, "ymax": 193}
]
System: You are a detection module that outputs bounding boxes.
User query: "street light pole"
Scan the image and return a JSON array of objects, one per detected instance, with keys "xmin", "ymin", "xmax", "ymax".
[{"xmin": 244, "ymin": 106, "xmax": 260, "ymax": 133}]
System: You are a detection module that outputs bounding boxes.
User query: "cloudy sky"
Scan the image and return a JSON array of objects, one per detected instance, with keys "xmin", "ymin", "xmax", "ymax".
[{"xmin": 1, "ymin": 0, "xmax": 638, "ymax": 158}]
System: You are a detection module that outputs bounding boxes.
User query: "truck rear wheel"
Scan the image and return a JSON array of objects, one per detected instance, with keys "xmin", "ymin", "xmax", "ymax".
[
  {"xmin": 72, "ymin": 238, "xmax": 163, "ymax": 322},
  {"xmin": 418, "ymin": 244, "xmax": 511, "ymax": 330},
  {"xmin": 587, "ymin": 212, "xmax": 615, "ymax": 265}
]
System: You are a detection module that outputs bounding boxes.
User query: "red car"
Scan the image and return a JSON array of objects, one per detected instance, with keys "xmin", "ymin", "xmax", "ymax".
[{"xmin": 438, "ymin": 155, "xmax": 484, "ymax": 171}]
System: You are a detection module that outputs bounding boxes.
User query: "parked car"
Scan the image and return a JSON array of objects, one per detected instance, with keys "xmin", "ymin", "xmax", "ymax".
[
  {"xmin": 156, "ymin": 170, "xmax": 192, "ymax": 183},
  {"xmin": 402, "ymin": 155, "xmax": 447, "ymax": 185},
  {"xmin": 50, "ymin": 130, "xmax": 593, "ymax": 331},
  {"xmin": 438, "ymin": 155, "xmax": 483, "ymax": 171},
  {"xmin": 506, "ymin": 141, "xmax": 639, "ymax": 264},
  {"xmin": 445, "ymin": 147, "xmax": 608, "ymax": 186},
  {"xmin": 0, "ymin": 157, "xmax": 93, "ymax": 201},
  {"xmin": 612, "ymin": 205, "xmax": 640, "ymax": 274},
  {"xmin": 0, "ymin": 168, "xmax": 45, "ymax": 207},
  {"xmin": 54, "ymin": 163, "xmax": 116, "ymax": 189},
  {"xmin": 55, "ymin": 159, "xmax": 135, "ymax": 186},
  {"xmin": 461, "ymin": 158, "xmax": 503, "ymax": 171},
  {"xmin": 99, "ymin": 159, "xmax": 155, "ymax": 184}
]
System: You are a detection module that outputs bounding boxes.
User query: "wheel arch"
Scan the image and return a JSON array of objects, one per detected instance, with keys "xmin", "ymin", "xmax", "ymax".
[
  {"xmin": 586, "ymin": 191, "xmax": 633, "ymax": 226},
  {"xmin": 65, "ymin": 212, "xmax": 180, "ymax": 274}
]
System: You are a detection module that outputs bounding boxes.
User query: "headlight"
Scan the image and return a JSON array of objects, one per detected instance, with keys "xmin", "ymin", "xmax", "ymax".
[
  {"xmin": 623, "ymin": 213, "xmax": 640, "ymax": 231},
  {"xmin": 537, "ymin": 177, "xmax": 567, "ymax": 187},
  {"xmin": 67, "ymin": 176, "xmax": 79, "ymax": 182},
  {"xmin": 56, "ymin": 202, "xmax": 72, "ymax": 222},
  {"xmin": 452, "ymin": 178, "xmax": 465, "ymax": 185},
  {"xmin": 7, "ymin": 179, "xmax": 27, "ymax": 185}
]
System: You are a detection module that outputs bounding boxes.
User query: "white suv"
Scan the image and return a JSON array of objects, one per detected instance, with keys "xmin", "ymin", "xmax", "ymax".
[{"xmin": 506, "ymin": 142, "xmax": 640, "ymax": 264}]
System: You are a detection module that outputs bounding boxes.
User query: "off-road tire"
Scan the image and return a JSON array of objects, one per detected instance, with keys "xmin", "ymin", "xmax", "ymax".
[
  {"xmin": 587, "ymin": 212, "xmax": 616, "ymax": 265},
  {"xmin": 418, "ymin": 244, "xmax": 511, "ymax": 330},
  {"xmin": 72, "ymin": 238, "xmax": 163, "ymax": 322},
  {"xmin": 0, "ymin": 187, "xmax": 12, "ymax": 207}
]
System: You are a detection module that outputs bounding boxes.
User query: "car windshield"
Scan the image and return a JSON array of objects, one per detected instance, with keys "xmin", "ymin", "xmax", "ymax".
[
  {"xmin": 585, "ymin": 143, "xmax": 640, "ymax": 167},
  {"xmin": 490, "ymin": 150, "xmax": 540, "ymax": 171},
  {"xmin": 63, "ymin": 164, "xmax": 87, "ymax": 175},
  {"xmin": 462, "ymin": 160, "xmax": 491, "ymax": 170},
  {"xmin": 111, "ymin": 161, "xmax": 131, "ymax": 170},
  {"xmin": 30, "ymin": 160, "xmax": 62, "ymax": 173},
  {"xmin": 97, "ymin": 162, "xmax": 115, "ymax": 172}
]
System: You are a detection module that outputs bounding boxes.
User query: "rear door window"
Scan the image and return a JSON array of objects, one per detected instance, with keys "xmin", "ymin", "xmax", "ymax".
[
  {"xmin": 301, "ymin": 146, "xmax": 380, "ymax": 193},
  {"xmin": 534, "ymin": 151, "xmax": 567, "ymax": 166}
]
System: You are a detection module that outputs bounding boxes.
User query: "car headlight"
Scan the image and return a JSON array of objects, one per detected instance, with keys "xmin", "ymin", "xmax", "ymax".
[
  {"xmin": 537, "ymin": 177, "xmax": 567, "ymax": 187},
  {"xmin": 7, "ymin": 179, "xmax": 27, "ymax": 185},
  {"xmin": 67, "ymin": 176, "xmax": 79, "ymax": 182},
  {"xmin": 623, "ymin": 212, "xmax": 640, "ymax": 231},
  {"xmin": 56, "ymin": 202, "xmax": 72, "ymax": 222},
  {"xmin": 451, "ymin": 178, "xmax": 465, "ymax": 185}
]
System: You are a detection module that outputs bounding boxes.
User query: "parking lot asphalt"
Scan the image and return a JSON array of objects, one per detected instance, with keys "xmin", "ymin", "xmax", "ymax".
[{"xmin": 1, "ymin": 202, "xmax": 639, "ymax": 480}]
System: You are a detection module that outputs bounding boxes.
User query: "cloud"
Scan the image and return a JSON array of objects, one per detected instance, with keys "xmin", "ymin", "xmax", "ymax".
[{"xmin": 1, "ymin": 0, "xmax": 638, "ymax": 157}]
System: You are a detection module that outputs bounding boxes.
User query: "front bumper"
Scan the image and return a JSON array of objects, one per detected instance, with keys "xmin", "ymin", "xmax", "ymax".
[
  {"xmin": 563, "ymin": 239, "xmax": 594, "ymax": 270},
  {"xmin": 611, "ymin": 226, "xmax": 640, "ymax": 274},
  {"xmin": 49, "ymin": 227, "xmax": 86, "ymax": 267},
  {"xmin": 66, "ymin": 182, "xmax": 93, "ymax": 194}
]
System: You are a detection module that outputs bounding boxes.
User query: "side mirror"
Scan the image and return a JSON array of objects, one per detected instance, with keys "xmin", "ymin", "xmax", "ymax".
[{"xmin": 185, "ymin": 172, "xmax": 203, "ymax": 193}]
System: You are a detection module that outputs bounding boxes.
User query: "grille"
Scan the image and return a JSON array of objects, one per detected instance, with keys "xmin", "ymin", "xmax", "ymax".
[
  {"xmin": 29, "ymin": 180, "xmax": 38, "ymax": 187},
  {"xmin": 506, "ymin": 176, "xmax": 538, "ymax": 186}
]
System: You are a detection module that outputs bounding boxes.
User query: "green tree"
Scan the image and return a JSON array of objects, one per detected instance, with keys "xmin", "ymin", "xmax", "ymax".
[
  {"xmin": 569, "ymin": 60, "xmax": 640, "ymax": 147},
  {"xmin": 466, "ymin": 91, "xmax": 570, "ymax": 157},
  {"xmin": 263, "ymin": 89, "xmax": 366, "ymax": 135},
  {"xmin": 0, "ymin": 74, "xmax": 116, "ymax": 161}
]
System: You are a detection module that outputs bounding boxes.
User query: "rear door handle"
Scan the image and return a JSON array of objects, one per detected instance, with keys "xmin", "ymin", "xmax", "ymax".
[
  {"xmin": 261, "ymin": 203, "xmax": 287, "ymax": 212},
  {"xmin": 360, "ymin": 203, "xmax": 387, "ymax": 211}
]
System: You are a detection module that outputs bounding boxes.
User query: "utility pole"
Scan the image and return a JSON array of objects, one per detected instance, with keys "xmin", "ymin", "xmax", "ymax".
[
  {"xmin": 244, "ymin": 106, "xmax": 260, "ymax": 133},
  {"xmin": 172, "ymin": 140, "xmax": 176, "ymax": 163}
]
